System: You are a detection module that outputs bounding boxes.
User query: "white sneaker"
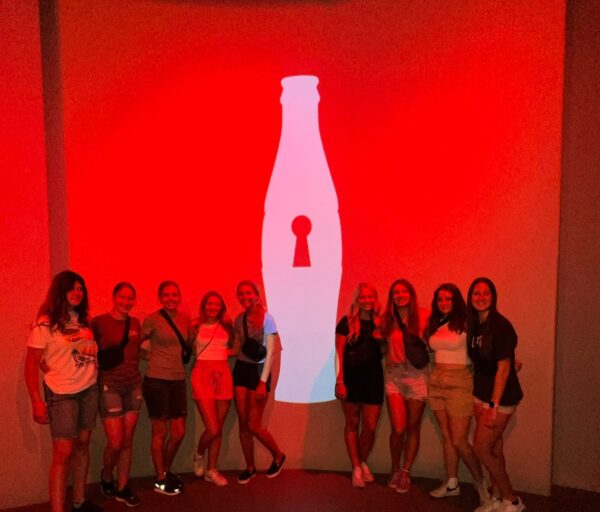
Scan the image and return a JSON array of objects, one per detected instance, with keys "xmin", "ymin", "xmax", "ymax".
[
  {"xmin": 430, "ymin": 480, "xmax": 461, "ymax": 498},
  {"xmin": 351, "ymin": 466, "xmax": 365, "ymax": 488},
  {"xmin": 204, "ymin": 469, "xmax": 228, "ymax": 487},
  {"xmin": 360, "ymin": 462, "xmax": 374, "ymax": 483},
  {"xmin": 500, "ymin": 497, "xmax": 526, "ymax": 512},
  {"xmin": 475, "ymin": 496, "xmax": 503, "ymax": 512},
  {"xmin": 193, "ymin": 453, "xmax": 205, "ymax": 478},
  {"xmin": 475, "ymin": 480, "xmax": 492, "ymax": 505}
]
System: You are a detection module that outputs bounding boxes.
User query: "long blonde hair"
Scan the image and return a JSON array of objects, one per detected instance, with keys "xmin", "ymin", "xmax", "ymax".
[{"xmin": 347, "ymin": 282, "xmax": 382, "ymax": 342}]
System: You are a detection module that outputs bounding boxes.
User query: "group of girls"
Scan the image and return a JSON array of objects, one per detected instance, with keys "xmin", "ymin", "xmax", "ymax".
[
  {"xmin": 25, "ymin": 271, "xmax": 285, "ymax": 512},
  {"xmin": 335, "ymin": 279, "xmax": 524, "ymax": 512},
  {"xmin": 25, "ymin": 270, "xmax": 524, "ymax": 512}
]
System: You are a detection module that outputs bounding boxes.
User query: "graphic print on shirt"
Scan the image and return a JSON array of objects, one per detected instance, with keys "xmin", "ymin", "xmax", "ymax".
[
  {"xmin": 71, "ymin": 348, "xmax": 96, "ymax": 368},
  {"xmin": 262, "ymin": 75, "xmax": 342, "ymax": 403}
]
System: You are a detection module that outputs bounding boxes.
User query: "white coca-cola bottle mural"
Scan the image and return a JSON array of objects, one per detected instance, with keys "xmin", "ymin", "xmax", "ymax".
[{"xmin": 262, "ymin": 75, "xmax": 342, "ymax": 403}]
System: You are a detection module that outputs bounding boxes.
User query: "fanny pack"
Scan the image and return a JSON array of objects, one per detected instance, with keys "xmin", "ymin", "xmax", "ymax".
[
  {"xmin": 97, "ymin": 316, "xmax": 130, "ymax": 371},
  {"xmin": 241, "ymin": 313, "xmax": 267, "ymax": 362}
]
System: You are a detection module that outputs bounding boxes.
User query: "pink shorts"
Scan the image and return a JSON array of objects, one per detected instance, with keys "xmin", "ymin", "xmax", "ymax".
[{"xmin": 191, "ymin": 360, "xmax": 233, "ymax": 401}]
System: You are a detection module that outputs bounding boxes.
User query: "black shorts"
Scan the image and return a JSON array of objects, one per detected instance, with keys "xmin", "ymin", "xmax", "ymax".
[
  {"xmin": 344, "ymin": 356, "xmax": 384, "ymax": 405},
  {"xmin": 142, "ymin": 376, "xmax": 187, "ymax": 419},
  {"xmin": 233, "ymin": 360, "xmax": 271, "ymax": 392}
]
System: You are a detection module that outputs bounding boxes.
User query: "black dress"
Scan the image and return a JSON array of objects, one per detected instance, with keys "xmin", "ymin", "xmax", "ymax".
[{"xmin": 336, "ymin": 316, "xmax": 384, "ymax": 405}]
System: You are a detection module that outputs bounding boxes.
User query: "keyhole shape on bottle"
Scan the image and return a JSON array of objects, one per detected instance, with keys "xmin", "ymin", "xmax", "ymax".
[{"xmin": 292, "ymin": 215, "xmax": 312, "ymax": 267}]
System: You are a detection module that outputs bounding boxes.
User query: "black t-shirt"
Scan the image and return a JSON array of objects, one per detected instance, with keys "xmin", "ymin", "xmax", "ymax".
[
  {"xmin": 468, "ymin": 312, "xmax": 523, "ymax": 406},
  {"xmin": 336, "ymin": 316, "xmax": 382, "ymax": 368}
]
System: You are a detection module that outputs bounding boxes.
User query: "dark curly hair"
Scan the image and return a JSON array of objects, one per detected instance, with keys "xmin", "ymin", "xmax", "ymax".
[{"xmin": 37, "ymin": 270, "xmax": 90, "ymax": 330}]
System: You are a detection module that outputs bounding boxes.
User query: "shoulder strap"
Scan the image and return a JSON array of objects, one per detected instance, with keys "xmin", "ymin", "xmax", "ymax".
[
  {"xmin": 242, "ymin": 313, "xmax": 249, "ymax": 341},
  {"xmin": 159, "ymin": 309, "xmax": 188, "ymax": 351},
  {"xmin": 120, "ymin": 316, "xmax": 131, "ymax": 349}
]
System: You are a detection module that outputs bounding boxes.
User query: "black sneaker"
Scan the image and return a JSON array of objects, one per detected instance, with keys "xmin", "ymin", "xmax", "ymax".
[
  {"xmin": 154, "ymin": 477, "xmax": 182, "ymax": 496},
  {"xmin": 115, "ymin": 486, "xmax": 141, "ymax": 508},
  {"xmin": 237, "ymin": 467, "xmax": 257, "ymax": 485},
  {"xmin": 72, "ymin": 500, "xmax": 102, "ymax": 512},
  {"xmin": 165, "ymin": 471, "xmax": 183, "ymax": 490},
  {"xmin": 266, "ymin": 454, "xmax": 286, "ymax": 479},
  {"xmin": 100, "ymin": 471, "xmax": 116, "ymax": 498}
]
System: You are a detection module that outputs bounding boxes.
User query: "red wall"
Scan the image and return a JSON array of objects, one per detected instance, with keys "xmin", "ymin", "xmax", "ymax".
[
  {"xmin": 0, "ymin": 1, "xmax": 566, "ymax": 503},
  {"xmin": 53, "ymin": 0, "xmax": 564, "ymax": 494},
  {"xmin": 57, "ymin": 1, "xmax": 563, "ymax": 312}
]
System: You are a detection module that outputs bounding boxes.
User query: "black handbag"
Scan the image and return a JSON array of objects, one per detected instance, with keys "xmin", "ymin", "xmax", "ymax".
[
  {"xmin": 159, "ymin": 309, "xmax": 192, "ymax": 364},
  {"xmin": 398, "ymin": 315, "xmax": 429, "ymax": 369},
  {"xmin": 97, "ymin": 316, "xmax": 130, "ymax": 371},
  {"xmin": 241, "ymin": 313, "xmax": 267, "ymax": 362}
]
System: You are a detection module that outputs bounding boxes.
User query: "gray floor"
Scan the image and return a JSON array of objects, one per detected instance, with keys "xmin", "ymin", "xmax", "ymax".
[{"xmin": 4, "ymin": 470, "xmax": 600, "ymax": 512}]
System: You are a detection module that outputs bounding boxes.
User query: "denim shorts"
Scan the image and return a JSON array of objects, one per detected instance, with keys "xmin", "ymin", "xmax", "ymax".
[
  {"xmin": 44, "ymin": 383, "xmax": 98, "ymax": 439},
  {"xmin": 384, "ymin": 363, "xmax": 428, "ymax": 401},
  {"xmin": 142, "ymin": 376, "xmax": 187, "ymax": 419},
  {"xmin": 99, "ymin": 383, "xmax": 143, "ymax": 419}
]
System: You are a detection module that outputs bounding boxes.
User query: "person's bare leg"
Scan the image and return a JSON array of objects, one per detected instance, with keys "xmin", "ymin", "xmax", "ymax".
[
  {"xmin": 402, "ymin": 399, "xmax": 426, "ymax": 471},
  {"xmin": 164, "ymin": 417, "xmax": 185, "ymax": 471},
  {"xmin": 150, "ymin": 419, "xmax": 167, "ymax": 478},
  {"xmin": 70, "ymin": 430, "xmax": 92, "ymax": 504},
  {"xmin": 474, "ymin": 412, "xmax": 517, "ymax": 502},
  {"xmin": 448, "ymin": 414, "xmax": 485, "ymax": 483},
  {"xmin": 433, "ymin": 410, "xmax": 459, "ymax": 480},
  {"xmin": 341, "ymin": 401, "xmax": 361, "ymax": 468},
  {"xmin": 206, "ymin": 400, "xmax": 230, "ymax": 470},
  {"xmin": 386, "ymin": 393, "xmax": 407, "ymax": 472},
  {"xmin": 359, "ymin": 404, "xmax": 382, "ymax": 463},
  {"xmin": 102, "ymin": 417, "xmax": 123, "ymax": 483},
  {"xmin": 234, "ymin": 386, "xmax": 254, "ymax": 469},
  {"xmin": 50, "ymin": 439, "xmax": 74, "ymax": 512},
  {"xmin": 116, "ymin": 412, "xmax": 139, "ymax": 490},
  {"xmin": 247, "ymin": 391, "xmax": 282, "ymax": 460}
]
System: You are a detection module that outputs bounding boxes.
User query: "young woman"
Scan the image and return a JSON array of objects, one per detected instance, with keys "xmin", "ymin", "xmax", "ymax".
[
  {"xmin": 24, "ymin": 271, "xmax": 100, "ymax": 512},
  {"xmin": 335, "ymin": 283, "xmax": 384, "ymax": 488},
  {"xmin": 425, "ymin": 283, "xmax": 490, "ymax": 505},
  {"xmin": 191, "ymin": 291, "xmax": 235, "ymax": 486},
  {"xmin": 92, "ymin": 282, "xmax": 142, "ymax": 507},
  {"xmin": 232, "ymin": 280, "xmax": 285, "ymax": 484},
  {"xmin": 380, "ymin": 279, "xmax": 429, "ymax": 493},
  {"xmin": 141, "ymin": 281, "xmax": 193, "ymax": 496},
  {"xmin": 467, "ymin": 278, "xmax": 525, "ymax": 512}
]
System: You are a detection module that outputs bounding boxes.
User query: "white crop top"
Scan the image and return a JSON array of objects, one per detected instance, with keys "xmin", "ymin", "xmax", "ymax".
[
  {"xmin": 194, "ymin": 323, "xmax": 230, "ymax": 361},
  {"xmin": 428, "ymin": 322, "xmax": 470, "ymax": 365}
]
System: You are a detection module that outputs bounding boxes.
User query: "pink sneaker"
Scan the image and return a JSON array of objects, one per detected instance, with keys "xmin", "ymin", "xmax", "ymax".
[
  {"xmin": 351, "ymin": 466, "xmax": 365, "ymax": 488},
  {"xmin": 360, "ymin": 462, "xmax": 374, "ymax": 483},
  {"xmin": 395, "ymin": 469, "xmax": 411, "ymax": 494},
  {"xmin": 388, "ymin": 470, "xmax": 402, "ymax": 489},
  {"xmin": 204, "ymin": 469, "xmax": 228, "ymax": 487}
]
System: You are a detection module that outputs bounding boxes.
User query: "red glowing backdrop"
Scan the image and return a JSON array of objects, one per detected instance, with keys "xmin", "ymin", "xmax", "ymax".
[{"xmin": 2, "ymin": 0, "xmax": 565, "ymax": 502}]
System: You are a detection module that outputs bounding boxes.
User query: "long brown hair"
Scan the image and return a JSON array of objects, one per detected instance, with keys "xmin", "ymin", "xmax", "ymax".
[
  {"xmin": 347, "ymin": 282, "xmax": 382, "ymax": 342},
  {"xmin": 381, "ymin": 279, "xmax": 420, "ymax": 337},
  {"xmin": 197, "ymin": 290, "xmax": 233, "ymax": 335},
  {"xmin": 424, "ymin": 283, "xmax": 466, "ymax": 340},
  {"xmin": 37, "ymin": 270, "xmax": 90, "ymax": 331}
]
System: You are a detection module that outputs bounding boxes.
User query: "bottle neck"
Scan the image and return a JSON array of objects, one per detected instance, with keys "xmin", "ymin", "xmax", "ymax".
[{"xmin": 280, "ymin": 99, "xmax": 321, "ymax": 140}]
